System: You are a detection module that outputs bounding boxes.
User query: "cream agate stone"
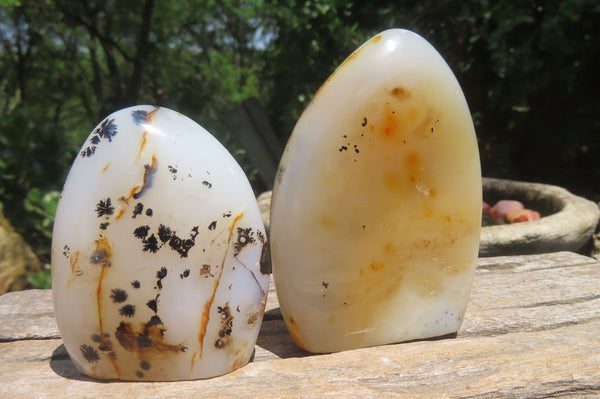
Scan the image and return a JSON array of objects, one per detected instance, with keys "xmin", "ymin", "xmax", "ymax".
[
  {"xmin": 52, "ymin": 106, "xmax": 269, "ymax": 380},
  {"xmin": 270, "ymin": 29, "xmax": 482, "ymax": 353}
]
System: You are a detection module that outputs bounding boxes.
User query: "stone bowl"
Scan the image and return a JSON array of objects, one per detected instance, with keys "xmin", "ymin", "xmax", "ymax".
[{"xmin": 480, "ymin": 177, "xmax": 600, "ymax": 257}]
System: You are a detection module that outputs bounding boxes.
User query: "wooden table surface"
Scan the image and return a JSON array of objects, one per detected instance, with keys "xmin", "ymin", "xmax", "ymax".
[{"xmin": 1, "ymin": 251, "xmax": 599, "ymax": 398}]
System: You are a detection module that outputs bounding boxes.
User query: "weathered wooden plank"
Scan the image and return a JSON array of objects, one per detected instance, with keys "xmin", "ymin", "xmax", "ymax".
[
  {"xmin": 255, "ymin": 251, "xmax": 600, "ymax": 360},
  {"xmin": 1, "ymin": 252, "xmax": 598, "ymax": 398},
  {"xmin": 1, "ymin": 322, "xmax": 598, "ymax": 398},
  {"xmin": 1, "ymin": 252, "xmax": 598, "ymax": 351},
  {"xmin": 0, "ymin": 289, "xmax": 58, "ymax": 341},
  {"xmin": 463, "ymin": 252, "xmax": 600, "ymax": 337}
]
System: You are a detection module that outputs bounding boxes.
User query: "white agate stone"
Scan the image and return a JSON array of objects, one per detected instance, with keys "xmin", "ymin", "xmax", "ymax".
[
  {"xmin": 270, "ymin": 29, "xmax": 482, "ymax": 353},
  {"xmin": 52, "ymin": 106, "xmax": 269, "ymax": 380}
]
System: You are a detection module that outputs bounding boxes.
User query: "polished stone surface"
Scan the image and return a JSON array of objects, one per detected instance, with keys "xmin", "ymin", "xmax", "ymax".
[
  {"xmin": 270, "ymin": 29, "xmax": 481, "ymax": 353},
  {"xmin": 52, "ymin": 106, "xmax": 269, "ymax": 380}
]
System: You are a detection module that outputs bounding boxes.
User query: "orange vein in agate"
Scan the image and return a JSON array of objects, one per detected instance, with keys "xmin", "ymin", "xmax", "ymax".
[
  {"xmin": 94, "ymin": 237, "xmax": 122, "ymax": 376},
  {"xmin": 136, "ymin": 109, "xmax": 154, "ymax": 162},
  {"xmin": 146, "ymin": 107, "xmax": 159, "ymax": 123},
  {"xmin": 136, "ymin": 131, "xmax": 149, "ymax": 162},
  {"xmin": 96, "ymin": 263, "xmax": 108, "ymax": 335},
  {"xmin": 94, "ymin": 237, "xmax": 112, "ymax": 335},
  {"xmin": 133, "ymin": 154, "xmax": 157, "ymax": 200},
  {"xmin": 140, "ymin": 131, "xmax": 148, "ymax": 152},
  {"xmin": 193, "ymin": 212, "xmax": 244, "ymax": 368},
  {"xmin": 66, "ymin": 250, "xmax": 80, "ymax": 288},
  {"xmin": 115, "ymin": 154, "xmax": 157, "ymax": 220},
  {"xmin": 115, "ymin": 209, "xmax": 126, "ymax": 220}
]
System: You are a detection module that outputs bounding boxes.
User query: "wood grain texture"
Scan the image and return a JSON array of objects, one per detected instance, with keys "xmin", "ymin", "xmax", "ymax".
[{"xmin": 1, "ymin": 251, "xmax": 599, "ymax": 398}]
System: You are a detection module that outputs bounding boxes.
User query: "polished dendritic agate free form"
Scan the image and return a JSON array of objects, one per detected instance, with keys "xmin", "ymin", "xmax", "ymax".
[
  {"xmin": 270, "ymin": 29, "xmax": 482, "ymax": 353},
  {"xmin": 52, "ymin": 106, "xmax": 269, "ymax": 380}
]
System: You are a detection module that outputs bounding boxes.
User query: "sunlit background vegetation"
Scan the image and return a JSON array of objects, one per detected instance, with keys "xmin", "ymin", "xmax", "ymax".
[{"xmin": 1, "ymin": 0, "xmax": 598, "ymax": 288}]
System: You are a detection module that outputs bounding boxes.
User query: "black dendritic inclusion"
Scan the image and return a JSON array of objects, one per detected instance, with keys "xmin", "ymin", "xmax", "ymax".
[
  {"xmin": 156, "ymin": 266, "xmax": 168, "ymax": 289},
  {"xmin": 167, "ymin": 225, "xmax": 199, "ymax": 257},
  {"xmin": 95, "ymin": 198, "xmax": 114, "ymax": 217},
  {"xmin": 98, "ymin": 118, "xmax": 118, "ymax": 141},
  {"xmin": 339, "ymin": 135, "xmax": 360, "ymax": 155},
  {"xmin": 215, "ymin": 304, "xmax": 233, "ymax": 349},
  {"xmin": 156, "ymin": 266, "xmax": 168, "ymax": 279},
  {"xmin": 131, "ymin": 280, "xmax": 140, "ymax": 289},
  {"xmin": 132, "ymin": 110, "xmax": 148, "ymax": 125},
  {"xmin": 110, "ymin": 288, "xmax": 128, "ymax": 303},
  {"xmin": 81, "ymin": 146, "xmax": 96, "ymax": 157},
  {"xmin": 234, "ymin": 227, "xmax": 255, "ymax": 256},
  {"xmin": 134, "ymin": 225, "xmax": 150, "ymax": 239},
  {"xmin": 91, "ymin": 334, "xmax": 102, "ymax": 343},
  {"xmin": 140, "ymin": 360, "xmax": 151, "ymax": 370},
  {"xmin": 134, "ymin": 224, "xmax": 199, "ymax": 257},
  {"xmin": 157, "ymin": 224, "xmax": 172, "ymax": 242},
  {"xmin": 119, "ymin": 304, "xmax": 136, "ymax": 317},
  {"xmin": 147, "ymin": 315, "xmax": 163, "ymax": 328},
  {"xmin": 135, "ymin": 226, "xmax": 154, "ymax": 251},
  {"xmin": 81, "ymin": 118, "xmax": 118, "ymax": 158},
  {"xmin": 80, "ymin": 344, "xmax": 100, "ymax": 363},
  {"xmin": 133, "ymin": 202, "xmax": 144, "ymax": 218},
  {"xmin": 168, "ymin": 165, "xmax": 178, "ymax": 180},
  {"xmin": 146, "ymin": 299, "xmax": 158, "ymax": 313},
  {"xmin": 137, "ymin": 335, "xmax": 153, "ymax": 348},
  {"xmin": 143, "ymin": 235, "xmax": 160, "ymax": 253}
]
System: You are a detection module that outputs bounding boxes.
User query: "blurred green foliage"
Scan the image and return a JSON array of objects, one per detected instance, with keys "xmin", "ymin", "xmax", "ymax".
[
  {"xmin": 27, "ymin": 267, "xmax": 52, "ymax": 289},
  {"xmin": 0, "ymin": 0, "xmax": 598, "ymax": 289}
]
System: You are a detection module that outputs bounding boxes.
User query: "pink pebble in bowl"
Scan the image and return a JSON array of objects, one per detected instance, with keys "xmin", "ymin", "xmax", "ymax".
[
  {"xmin": 489, "ymin": 200, "xmax": 524, "ymax": 219},
  {"xmin": 507, "ymin": 209, "xmax": 541, "ymax": 223}
]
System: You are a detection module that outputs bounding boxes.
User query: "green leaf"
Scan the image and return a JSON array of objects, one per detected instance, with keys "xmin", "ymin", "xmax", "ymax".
[
  {"xmin": 41, "ymin": 190, "xmax": 60, "ymax": 217},
  {"xmin": 27, "ymin": 269, "xmax": 52, "ymax": 290}
]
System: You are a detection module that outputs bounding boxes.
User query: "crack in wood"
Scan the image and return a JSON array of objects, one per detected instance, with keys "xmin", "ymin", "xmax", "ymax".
[{"xmin": 489, "ymin": 294, "xmax": 600, "ymax": 310}]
